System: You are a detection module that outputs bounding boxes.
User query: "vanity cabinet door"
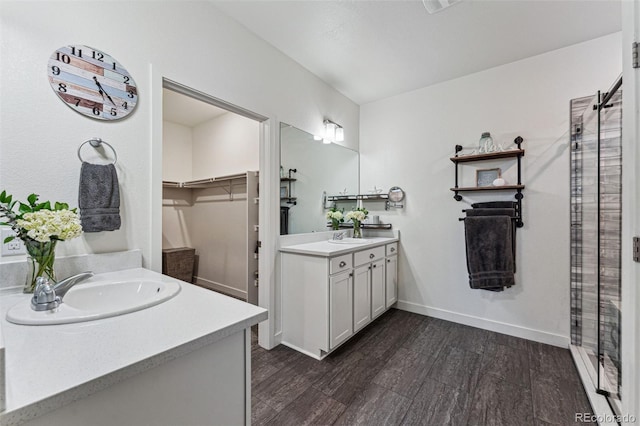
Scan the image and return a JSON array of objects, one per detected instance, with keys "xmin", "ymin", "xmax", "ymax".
[
  {"xmin": 330, "ymin": 270, "xmax": 353, "ymax": 350},
  {"xmin": 385, "ymin": 255, "xmax": 398, "ymax": 307},
  {"xmin": 371, "ymin": 259, "xmax": 386, "ymax": 319},
  {"xmin": 353, "ymin": 264, "xmax": 372, "ymax": 332}
]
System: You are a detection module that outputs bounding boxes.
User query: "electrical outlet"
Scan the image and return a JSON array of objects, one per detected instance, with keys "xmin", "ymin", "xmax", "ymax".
[{"xmin": 1, "ymin": 228, "xmax": 26, "ymax": 256}]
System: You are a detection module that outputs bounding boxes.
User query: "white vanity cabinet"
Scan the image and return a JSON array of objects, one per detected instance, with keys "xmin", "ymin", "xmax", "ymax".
[{"xmin": 280, "ymin": 236, "xmax": 398, "ymax": 360}]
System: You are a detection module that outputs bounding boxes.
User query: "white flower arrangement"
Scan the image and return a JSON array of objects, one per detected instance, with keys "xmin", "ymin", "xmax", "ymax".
[
  {"xmin": 345, "ymin": 210, "xmax": 367, "ymax": 223},
  {"xmin": 346, "ymin": 207, "xmax": 368, "ymax": 238},
  {"xmin": 17, "ymin": 209, "xmax": 82, "ymax": 243},
  {"xmin": 0, "ymin": 191, "xmax": 83, "ymax": 293},
  {"xmin": 326, "ymin": 207, "xmax": 345, "ymax": 230}
]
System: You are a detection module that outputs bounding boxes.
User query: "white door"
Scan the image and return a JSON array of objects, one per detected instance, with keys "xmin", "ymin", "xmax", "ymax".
[
  {"xmin": 329, "ymin": 270, "xmax": 353, "ymax": 350},
  {"xmin": 353, "ymin": 264, "xmax": 371, "ymax": 332},
  {"xmin": 371, "ymin": 259, "xmax": 386, "ymax": 318}
]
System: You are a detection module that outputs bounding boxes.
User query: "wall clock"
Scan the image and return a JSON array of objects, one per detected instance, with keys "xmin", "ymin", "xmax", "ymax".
[{"xmin": 47, "ymin": 45, "xmax": 138, "ymax": 120}]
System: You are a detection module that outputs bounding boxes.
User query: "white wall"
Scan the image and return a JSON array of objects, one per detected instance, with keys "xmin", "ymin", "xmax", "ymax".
[
  {"xmin": 163, "ymin": 121, "xmax": 193, "ymax": 182},
  {"xmin": 192, "ymin": 113, "xmax": 259, "ymax": 179},
  {"xmin": 0, "ymin": 1, "xmax": 359, "ymax": 267},
  {"xmin": 360, "ymin": 33, "xmax": 622, "ymax": 346}
]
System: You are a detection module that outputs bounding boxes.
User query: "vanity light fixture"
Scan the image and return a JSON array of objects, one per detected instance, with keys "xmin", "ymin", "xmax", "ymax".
[{"xmin": 323, "ymin": 119, "xmax": 344, "ymax": 144}]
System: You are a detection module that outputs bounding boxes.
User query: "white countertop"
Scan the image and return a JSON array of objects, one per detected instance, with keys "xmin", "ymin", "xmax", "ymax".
[
  {"xmin": 0, "ymin": 268, "xmax": 267, "ymax": 425},
  {"xmin": 280, "ymin": 236, "xmax": 398, "ymax": 257}
]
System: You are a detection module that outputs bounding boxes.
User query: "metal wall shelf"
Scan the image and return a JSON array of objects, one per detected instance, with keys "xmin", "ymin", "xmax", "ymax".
[
  {"xmin": 326, "ymin": 194, "xmax": 389, "ymax": 201},
  {"xmin": 452, "ymin": 136, "xmax": 525, "ymax": 228}
]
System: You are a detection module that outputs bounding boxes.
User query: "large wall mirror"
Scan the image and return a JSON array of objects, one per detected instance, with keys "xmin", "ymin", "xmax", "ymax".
[{"xmin": 280, "ymin": 123, "xmax": 359, "ymax": 235}]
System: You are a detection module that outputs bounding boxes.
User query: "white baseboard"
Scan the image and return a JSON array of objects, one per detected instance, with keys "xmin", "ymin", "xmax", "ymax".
[
  {"xmin": 396, "ymin": 300, "xmax": 570, "ymax": 348},
  {"xmin": 194, "ymin": 277, "xmax": 247, "ymax": 300}
]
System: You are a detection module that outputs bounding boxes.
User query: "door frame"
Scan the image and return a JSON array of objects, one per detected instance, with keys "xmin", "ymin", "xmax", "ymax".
[
  {"xmin": 621, "ymin": 0, "xmax": 639, "ymax": 418},
  {"xmin": 150, "ymin": 68, "xmax": 280, "ymax": 350}
]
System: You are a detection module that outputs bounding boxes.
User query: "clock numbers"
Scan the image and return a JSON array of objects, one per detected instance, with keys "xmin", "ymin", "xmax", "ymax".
[
  {"xmin": 55, "ymin": 52, "xmax": 71, "ymax": 64},
  {"xmin": 92, "ymin": 51, "xmax": 104, "ymax": 62},
  {"xmin": 49, "ymin": 45, "xmax": 137, "ymax": 120}
]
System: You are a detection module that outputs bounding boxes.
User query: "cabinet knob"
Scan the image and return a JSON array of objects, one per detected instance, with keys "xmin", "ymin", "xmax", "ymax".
[
  {"xmin": 339, "ymin": 261, "xmax": 346, "ymax": 267},
  {"xmin": 373, "ymin": 264, "xmax": 377, "ymax": 268},
  {"xmin": 368, "ymin": 266, "xmax": 372, "ymax": 270},
  {"xmin": 349, "ymin": 273, "xmax": 353, "ymax": 277},
  {"xmin": 390, "ymin": 247, "xmax": 396, "ymax": 252},
  {"xmin": 387, "ymin": 259, "xmax": 391, "ymax": 263},
  {"xmin": 369, "ymin": 253, "xmax": 375, "ymax": 259}
]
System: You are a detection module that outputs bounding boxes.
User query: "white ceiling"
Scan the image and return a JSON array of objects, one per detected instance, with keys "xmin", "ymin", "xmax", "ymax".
[
  {"xmin": 163, "ymin": 89, "xmax": 229, "ymax": 127},
  {"xmin": 212, "ymin": 0, "xmax": 621, "ymax": 105}
]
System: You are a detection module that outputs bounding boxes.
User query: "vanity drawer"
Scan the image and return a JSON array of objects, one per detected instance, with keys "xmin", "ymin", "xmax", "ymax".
[
  {"xmin": 386, "ymin": 242, "xmax": 398, "ymax": 256},
  {"xmin": 330, "ymin": 254, "xmax": 353, "ymax": 275},
  {"xmin": 354, "ymin": 246, "xmax": 385, "ymax": 267}
]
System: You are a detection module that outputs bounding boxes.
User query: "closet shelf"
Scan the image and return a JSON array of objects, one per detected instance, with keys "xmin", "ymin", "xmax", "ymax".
[{"xmin": 163, "ymin": 172, "xmax": 255, "ymax": 189}]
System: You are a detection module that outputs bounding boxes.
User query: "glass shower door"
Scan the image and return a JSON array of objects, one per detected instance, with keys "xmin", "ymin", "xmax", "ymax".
[{"xmin": 570, "ymin": 78, "xmax": 622, "ymax": 411}]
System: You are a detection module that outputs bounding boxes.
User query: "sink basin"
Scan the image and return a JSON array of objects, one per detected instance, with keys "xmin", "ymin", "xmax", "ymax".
[
  {"xmin": 327, "ymin": 238, "xmax": 371, "ymax": 244},
  {"xmin": 6, "ymin": 279, "xmax": 181, "ymax": 325}
]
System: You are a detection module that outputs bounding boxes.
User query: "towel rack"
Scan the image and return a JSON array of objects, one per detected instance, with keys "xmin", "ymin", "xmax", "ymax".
[{"xmin": 77, "ymin": 138, "xmax": 118, "ymax": 165}]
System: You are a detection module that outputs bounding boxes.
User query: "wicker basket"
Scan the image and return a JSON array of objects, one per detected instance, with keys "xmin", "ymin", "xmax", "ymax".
[{"xmin": 162, "ymin": 247, "xmax": 195, "ymax": 283}]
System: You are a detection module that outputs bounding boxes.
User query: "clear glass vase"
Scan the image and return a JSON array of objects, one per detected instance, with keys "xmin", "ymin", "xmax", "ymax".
[
  {"xmin": 353, "ymin": 221, "xmax": 362, "ymax": 238},
  {"xmin": 24, "ymin": 238, "xmax": 57, "ymax": 294}
]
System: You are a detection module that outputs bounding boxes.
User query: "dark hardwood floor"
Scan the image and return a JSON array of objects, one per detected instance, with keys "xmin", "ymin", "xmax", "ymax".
[{"xmin": 251, "ymin": 309, "xmax": 593, "ymax": 425}]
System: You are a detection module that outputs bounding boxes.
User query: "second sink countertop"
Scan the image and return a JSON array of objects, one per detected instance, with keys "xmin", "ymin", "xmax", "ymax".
[
  {"xmin": 280, "ymin": 236, "xmax": 398, "ymax": 257},
  {"xmin": 0, "ymin": 268, "xmax": 267, "ymax": 425}
]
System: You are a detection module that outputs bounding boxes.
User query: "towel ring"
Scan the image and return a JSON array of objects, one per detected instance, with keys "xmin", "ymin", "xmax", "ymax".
[{"xmin": 77, "ymin": 138, "xmax": 117, "ymax": 165}]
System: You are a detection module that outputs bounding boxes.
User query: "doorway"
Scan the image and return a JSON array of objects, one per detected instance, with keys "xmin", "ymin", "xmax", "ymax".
[{"xmin": 160, "ymin": 80, "xmax": 266, "ymax": 305}]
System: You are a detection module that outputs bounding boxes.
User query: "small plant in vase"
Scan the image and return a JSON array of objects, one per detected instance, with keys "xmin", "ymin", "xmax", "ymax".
[
  {"xmin": 346, "ymin": 207, "xmax": 368, "ymax": 238},
  {"xmin": 326, "ymin": 207, "xmax": 344, "ymax": 230},
  {"xmin": 0, "ymin": 191, "xmax": 83, "ymax": 293}
]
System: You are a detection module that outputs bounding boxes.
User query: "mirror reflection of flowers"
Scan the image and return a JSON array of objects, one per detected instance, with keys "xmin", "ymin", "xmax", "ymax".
[
  {"xmin": 345, "ymin": 207, "xmax": 368, "ymax": 238},
  {"xmin": 0, "ymin": 191, "xmax": 83, "ymax": 293},
  {"xmin": 326, "ymin": 206, "xmax": 344, "ymax": 230}
]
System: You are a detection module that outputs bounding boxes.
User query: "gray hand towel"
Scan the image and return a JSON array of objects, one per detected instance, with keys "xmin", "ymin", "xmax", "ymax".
[
  {"xmin": 465, "ymin": 207, "xmax": 517, "ymax": 273},
  {"xmin": 78, "ymin": 162, "xmax": 121, "ymax": 232},
  {"xmin": 464, "ymin": 216, "xmax": 515, "ymax": 291}
]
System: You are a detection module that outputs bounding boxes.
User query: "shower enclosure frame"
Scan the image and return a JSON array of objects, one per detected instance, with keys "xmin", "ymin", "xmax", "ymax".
[{"xmin": 570, "ymin": 75, "xmax": 623, "ymax": 415}]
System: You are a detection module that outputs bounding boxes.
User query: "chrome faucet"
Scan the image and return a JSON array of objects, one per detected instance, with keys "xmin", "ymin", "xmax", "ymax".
[
  {"xmin": 332, "ymin": 231, "xmax": 347, "ymax": 240},
  {"xmin": 30, "ymin": 272, "xmax": 94, "ymax": 311},
  {"xmin": 53, "ymin": 272, "xmax": 94, "ymax": 300}
]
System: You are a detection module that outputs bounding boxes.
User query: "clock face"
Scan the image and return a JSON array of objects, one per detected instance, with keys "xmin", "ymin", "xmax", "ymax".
[{"xmin": 47, "ymin": 45, "xmax": 138, "ymax": 120}]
